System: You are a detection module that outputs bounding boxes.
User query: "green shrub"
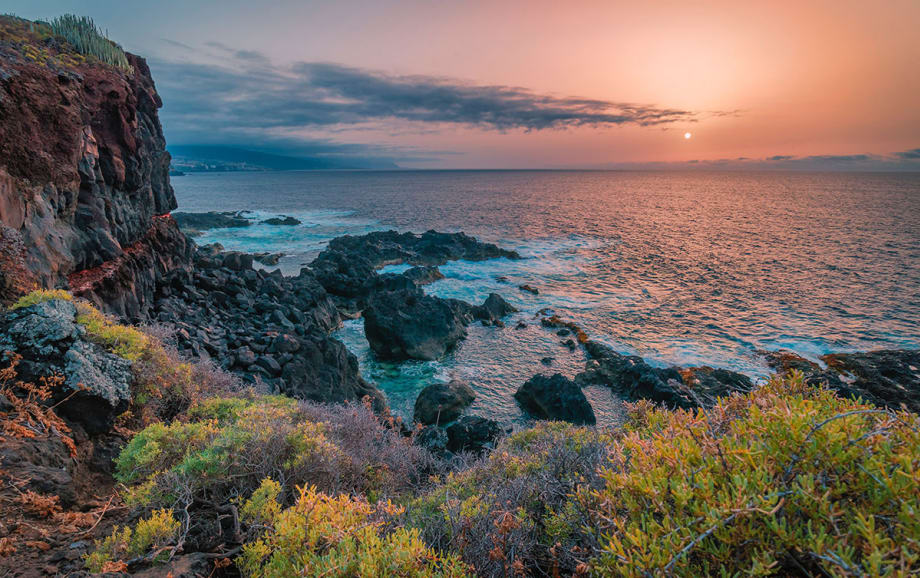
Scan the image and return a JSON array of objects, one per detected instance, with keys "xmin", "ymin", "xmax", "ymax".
[
  {"xmin": 47, "ymin": 14, "xmax": 132, "ymax": 72},
  {"xmin": 409, "ymin": 421, "xmax": 610, "ymax": 576},
  {"xmin": 116, "ymin": 395, "xmax": 436, "ymax": 513},
  {"xmin": 591, "ymin": 374, "xmax": 920, "ymax": 576},
  {"xmin": 238, "ymin": 479, "xmax": 469, "ymax": 577}
]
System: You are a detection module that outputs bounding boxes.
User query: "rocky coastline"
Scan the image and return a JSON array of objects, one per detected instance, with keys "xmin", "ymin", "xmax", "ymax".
[{"xmin": 2, "ymin": 14, "xmax": 919, "ymax": 576}]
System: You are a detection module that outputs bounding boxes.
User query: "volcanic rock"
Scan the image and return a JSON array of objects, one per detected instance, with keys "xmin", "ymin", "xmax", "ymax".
[
  {"xmin": 364, "ymin": 289, "xmax": 467, "ymax": 360},
  {"xmin": 515, "ymin": 373, "xmax": 596, "ymax": 425}
]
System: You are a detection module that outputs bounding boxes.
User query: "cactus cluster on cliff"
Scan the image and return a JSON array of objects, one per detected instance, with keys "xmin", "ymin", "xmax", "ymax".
[{"xmin": 47, "ymin": 14, "xmax": 132, "ymax": 72}]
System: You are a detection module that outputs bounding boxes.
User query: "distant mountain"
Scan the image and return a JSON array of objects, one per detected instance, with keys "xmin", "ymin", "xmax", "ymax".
[{"xmin": 168, "ymin": 145, "xmax": 399, "ymax": 172}]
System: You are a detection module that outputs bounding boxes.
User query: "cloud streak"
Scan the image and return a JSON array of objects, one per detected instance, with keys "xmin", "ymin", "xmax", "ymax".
[{"xmin": 150, "ymin": 46, "xmax": 703, "ymax": 154}]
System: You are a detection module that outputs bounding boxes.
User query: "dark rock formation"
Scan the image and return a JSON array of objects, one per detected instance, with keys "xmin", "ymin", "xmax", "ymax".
[
  {"xmin": 311, "ymin": 230, "xmax": 519, "ymax": 302},
  {"xmin": 414, "ymin": 380, "xmax": 476, "ymax": 425},
  {"xmin": 576, "ymin": 341, "xmax": 751, "ymax": 409},
  {"xmin": 515, "ymin": 373, "xmax": 596, "ymax": 425},
  {"xmin": 446, "ymin": 415, "xmax": 502, "ymax": 454},
  {"xmin": 172, "ymin": 211, "xmax": 251, "ymax": 235},
  {"xmin": 473, "ymin": 293, "xmax": 518, "ymax": 323},
  {"xmin": 822, "ymin": 350, "xmax": 920, "ymax": 411},
  {"xmin": 762, "ymin": 349, "xmax": 920, "ymax": 412},
  {"xmin": 402, "ymin": 265, "xmax": 445, "ymax": 286},
  {"xmin": 68, "ymin": 215, "xmax": 193, "ymax": 322},
  {"xmin": 364, "ymin": 289, "xmax": 467, "ymax": 360},
  {"xmin": 0, "ymin": 300, "xmax": 132, "ymax": 433},
  {"xmin": 0, "ymin": 46, "xmax": 191, "ymax": 316},
  {"xmin": 151, "ymin": 245, "xmax": 386, "ymax": 409},
  {"xmin": 262, "ymin": 216, "xmax": 301, "ymax": 226},
  {"xmin": 519, "ymin": 284, "xmax": 540, "ymax": 295}
]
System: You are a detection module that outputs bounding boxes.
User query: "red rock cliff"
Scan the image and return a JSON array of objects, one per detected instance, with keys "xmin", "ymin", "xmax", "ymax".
[{"xmin": 0, "ymin": 16, "xmax": 192, "ymax": 319}]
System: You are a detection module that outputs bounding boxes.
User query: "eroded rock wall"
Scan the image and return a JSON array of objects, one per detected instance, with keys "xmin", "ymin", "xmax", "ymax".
[{"xmin": 0, "ymin": 41, "xmax": 189, "ymax": 319}]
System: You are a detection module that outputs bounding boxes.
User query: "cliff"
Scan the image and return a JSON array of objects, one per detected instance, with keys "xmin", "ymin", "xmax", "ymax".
[{"xmin": 0, "ymin": 16, "xmax": 191, "ymax": 320}]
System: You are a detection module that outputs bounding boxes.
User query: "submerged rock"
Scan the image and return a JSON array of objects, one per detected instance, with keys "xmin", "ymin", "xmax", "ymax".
[
  {"xmin": 515, "ymin": 373, "xmax": 596, "ymax": 425},
  {"xmin": 414, "ymin": 380, "xmax": 476, "ymax": 425}
]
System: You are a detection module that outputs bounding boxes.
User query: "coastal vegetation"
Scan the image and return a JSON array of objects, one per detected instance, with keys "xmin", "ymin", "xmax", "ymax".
[
  {"xmin": 4, "ymin": 291, "xmax": 917, "ymax": 576},
  {"xmin": 0, "ymin": 13, "xmax": 132, "ymax": 72}
]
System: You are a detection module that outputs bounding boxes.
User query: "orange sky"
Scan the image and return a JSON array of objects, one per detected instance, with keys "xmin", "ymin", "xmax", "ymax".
[{"xmin": 10, "ymin": 0, "xmax": 920, "ymax": 168}]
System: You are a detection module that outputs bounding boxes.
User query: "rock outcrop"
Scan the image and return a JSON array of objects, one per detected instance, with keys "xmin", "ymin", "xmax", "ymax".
[
  {"xmin": 172, "ymin": 211, "xmax": 251, "ymax": 235},
  {"xmin": 446, "ymin": 415, "xmax": 503, "ymax": 454},
  {"xmin": 576, "ymin": 341, "xmax": 752, "ymax": 409},
  {"xmin": 762, "ymin": 349, "xmax": 920, "ymax": 412},
  {"xmin": 152, "ymin": 245, "xmax": 386, "ymax": 409},
  {"xmin": 515, "ymin": 373, "xmax": 596, "ymax": 425},
  {"xmin": 0, "ymin": 299, "xmax": 132, "ymax": 433},
  {"xmin": 311, "ymin": 230, "xmax": 519, "ymax": 304},
  {"xmin": 0, "ymin": 26, "xmax": 192, "ymax": 319}
]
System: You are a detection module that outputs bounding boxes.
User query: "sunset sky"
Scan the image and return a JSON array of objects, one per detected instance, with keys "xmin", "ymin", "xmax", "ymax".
[{"xmin": 8, "ymin": 0, "xmax": 920, "ymax": 169}]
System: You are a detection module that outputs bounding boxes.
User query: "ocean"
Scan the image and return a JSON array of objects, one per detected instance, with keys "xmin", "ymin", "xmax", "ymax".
[{"xmin": 172, "ymin": 170, "xmax": 920, "ymax": 426}]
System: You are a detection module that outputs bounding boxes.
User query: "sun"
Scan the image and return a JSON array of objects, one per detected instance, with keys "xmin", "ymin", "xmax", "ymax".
[{"xmin": 684, "ymin": 132, "xmax": 692, "ymax": 140}]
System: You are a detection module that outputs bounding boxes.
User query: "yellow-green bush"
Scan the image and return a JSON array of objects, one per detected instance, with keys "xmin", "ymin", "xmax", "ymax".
[
  {"xmin": 8, "ymin": 289, "xmax": 72, "ymax": 310},
  {"xmin": 84, "ymin": 509, "xmax": 180, "ymax": 572},
  {"xmin": 591, "ymin": 374, "xmax": 920, "ymax": 576},
  {"xmin": 74, "ymin": 301, "xmax": 149, "ymax": 361},
  {"xmin": 238, "ymin": 479, "xmax": 469, "ymax": 577}
]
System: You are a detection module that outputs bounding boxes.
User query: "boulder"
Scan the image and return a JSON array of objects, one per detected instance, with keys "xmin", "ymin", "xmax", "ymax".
[
  {"xmin": 473, "ymin": 293, "xmax": 518, "ymax": 322},
  {"xmin": 364, "ymin": 290, "xmax": 466, "ymax": 361},
  {"xmin": 271, "ymin": 333, "xmax": 301, "ymax": 354},
  {"xmin": 446, "ymin": 416, "xmax": 502, "ymax": 454},
  {"xmin": 415, "ymin": 425, "xmax": 449, "ymax": 456},
  {"xmin": 414, "ymin": 380, "xmax": 476, "ymax": 425},
  {"xmin": 515, "ymin": 373, "xmax": 596, "ymax": 425}
]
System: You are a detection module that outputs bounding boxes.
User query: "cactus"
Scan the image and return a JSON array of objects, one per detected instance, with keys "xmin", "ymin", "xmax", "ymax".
[{"xmin": 48, "ymin": 14, "xmax": 132, "ymax": 72}]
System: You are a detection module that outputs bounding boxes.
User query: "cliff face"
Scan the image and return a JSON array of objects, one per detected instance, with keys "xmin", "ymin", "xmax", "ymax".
[{"xmin": 0, "ymin": 18, "xmax": 191, "ymax": 320}]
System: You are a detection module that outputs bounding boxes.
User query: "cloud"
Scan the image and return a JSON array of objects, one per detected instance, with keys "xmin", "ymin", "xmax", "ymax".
[
  {"xmin": 149, "ymin": 46, "xmax": 707, "ymax": 157},
  {"xmin": 895, "ymin": 147, "xmax": 920, "ymax": 160},
  {"xmin": 588, "ymin": 149, "xmax": 920, "ymax": 171}
]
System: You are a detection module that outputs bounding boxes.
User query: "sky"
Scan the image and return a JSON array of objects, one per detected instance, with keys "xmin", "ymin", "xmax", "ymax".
[{"xmin": 7, "ymin": 0, "xmax": 920, "ymax": 169}]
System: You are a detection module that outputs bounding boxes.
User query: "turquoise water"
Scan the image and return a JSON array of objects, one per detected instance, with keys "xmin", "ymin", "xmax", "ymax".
[{"xmin": 173, "ymin": 170, "xmax": 920, "ymax": 425}]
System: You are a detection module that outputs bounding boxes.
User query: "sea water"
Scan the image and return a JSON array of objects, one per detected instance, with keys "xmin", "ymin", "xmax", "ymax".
[{"xmin": 173, "ymin": 170, "xmax": 920, "ymax": 426}]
